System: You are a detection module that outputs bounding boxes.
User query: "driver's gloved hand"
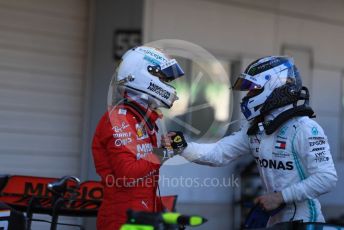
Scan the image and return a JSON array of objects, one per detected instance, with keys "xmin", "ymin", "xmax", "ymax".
[
  {"xmin": 155, "ymin": 131, "xmax": 187, "ymax": 163},
  {"xmin": 169, "ymin": 131, "xmax": 188, "ymax": 154}
]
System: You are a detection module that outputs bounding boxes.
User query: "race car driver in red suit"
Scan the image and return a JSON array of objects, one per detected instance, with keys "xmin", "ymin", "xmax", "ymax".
[{"xmin": 92, "ymin": 46, "xmax": 185, "ymax": 230}]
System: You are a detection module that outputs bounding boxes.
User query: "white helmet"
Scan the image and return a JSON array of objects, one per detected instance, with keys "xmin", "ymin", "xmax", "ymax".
[
  {"xmin": 113, "ymin": 46, "xmax": 184, "ymax": 108},
  {"xmin": 233, "ymin": 56, "xmax": 302, "ymax": 120}
]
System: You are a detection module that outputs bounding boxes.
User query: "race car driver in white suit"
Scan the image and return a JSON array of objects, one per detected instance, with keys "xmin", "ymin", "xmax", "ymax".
[{"xmin": 163, "ymin": 56, "xmax": 337, "ymax": 226}]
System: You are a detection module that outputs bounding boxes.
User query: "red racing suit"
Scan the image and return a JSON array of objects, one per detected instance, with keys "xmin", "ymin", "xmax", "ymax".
[{"xmin": 92, "ymin": 101, "xmax": 162, "ymax": 230}]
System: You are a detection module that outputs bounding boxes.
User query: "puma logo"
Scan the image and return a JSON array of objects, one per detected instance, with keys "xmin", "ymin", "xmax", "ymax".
[{"xmin": 141, "ymin": 200, "xmax": 149, "ymax": 209}]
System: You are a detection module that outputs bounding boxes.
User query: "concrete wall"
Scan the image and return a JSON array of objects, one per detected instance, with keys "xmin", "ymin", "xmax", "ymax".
[{"xmin": 86, "ymin": 0, "xmax": 143, "ymax": 180}]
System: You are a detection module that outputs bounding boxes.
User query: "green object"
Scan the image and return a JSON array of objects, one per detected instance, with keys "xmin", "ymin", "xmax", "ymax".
[
  {"xmin": 119, "ymin": 224, "xmax": 154, "ymax": 230},
  {"xmin": 161, "ymin": 212, "xmax": 206, "ymax": 226},
  {"xmin": 189, "ymin": 216, "xmax": 203, "ymax": 226},
  {"xmin": 123, "ymin": 210, "xmax": 207, "ymax": 229},
  {"xmin": 161, "ymin": 212, "xmax": 181, "ymax": 225}
]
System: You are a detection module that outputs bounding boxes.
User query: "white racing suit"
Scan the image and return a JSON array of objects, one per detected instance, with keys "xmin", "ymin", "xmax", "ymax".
[{"xmin": 181, "ymin": 116, "xmax": 337, "ymax": 226}]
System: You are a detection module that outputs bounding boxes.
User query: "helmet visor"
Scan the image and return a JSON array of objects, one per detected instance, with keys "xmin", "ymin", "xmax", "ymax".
[
  {"xmin": 232, "ymin": 74, "xmax": 262, "ymax": 91},
  {"xmin": 160, "ymin": 59, "xmax": 185, "ymax": 81}
]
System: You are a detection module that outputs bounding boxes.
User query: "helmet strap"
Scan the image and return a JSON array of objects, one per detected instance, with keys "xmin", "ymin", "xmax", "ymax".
[
  {"xmin": 247, "ymin": 105, "xmax": 315, "ymax": 135},
  {"xmin": 247, "ymin": 87, "xmax": 314, "ymax": 135}
]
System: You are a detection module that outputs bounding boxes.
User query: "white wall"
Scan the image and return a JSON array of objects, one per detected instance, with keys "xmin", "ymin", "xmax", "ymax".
[
  {"xmin": 0, "ymin": 0, "xmax": 90, "ymax": 228},
  {"xmin": 143, "ymin": 0, "xmax": 344, "ymax": 208},
  {"xmin": 0, "ymin": 0, "xmax": 88, "ymax": 177},
  {"xmin": 144, "ymin": 0, "xmax": 344, "ymax": 67}
]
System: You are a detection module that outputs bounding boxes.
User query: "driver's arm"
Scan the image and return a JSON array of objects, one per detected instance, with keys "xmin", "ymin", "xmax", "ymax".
[{"xmin": 181, "ymin": 124, "xmax": 251, "ymax": 166}]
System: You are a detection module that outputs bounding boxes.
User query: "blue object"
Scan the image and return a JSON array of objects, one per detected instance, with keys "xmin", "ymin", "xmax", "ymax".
[
  {"xmin": 244, "ymin": 203, "xmax": 286, "ymax": 229},
  {"xmin": 160, "ymin": 62, "xmax": 184, "ymax": 80}
]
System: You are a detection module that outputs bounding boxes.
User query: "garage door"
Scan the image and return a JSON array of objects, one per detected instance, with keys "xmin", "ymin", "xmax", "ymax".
[{"xmin": 0, "ymin": 0, "xmax": 89, "ymax": 178}]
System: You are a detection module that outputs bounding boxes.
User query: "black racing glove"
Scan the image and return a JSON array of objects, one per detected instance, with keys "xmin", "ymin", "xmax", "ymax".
[{"xmin": 170, "ymin": 131, "xmax": 187, "ymax": 154}]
